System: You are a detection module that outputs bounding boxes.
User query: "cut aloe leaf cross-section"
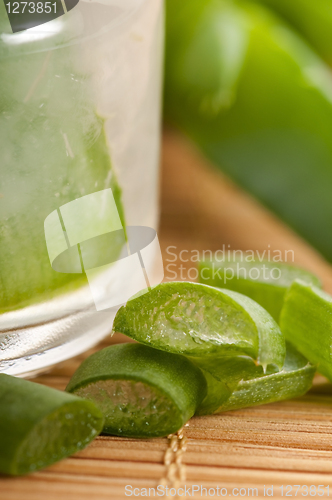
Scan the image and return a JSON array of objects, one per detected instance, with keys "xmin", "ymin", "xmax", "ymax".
[
  {"xmin": 280, "ymin": 280, "xmax": 332, "ymax": 381},
  {"xmin": 197, "ymin": 343, "xmax": 315, "ymax": 415},
  {"xmin": 0, "ymin": 374, "xmax": 104, "ymax": 476},
  {"xmin": 66, "ymin": 343, "xmax": 207, "ymax": 438},
  {"xmin": 199, "ymin": 258, "xmax": 321, "ymax": 322},
  {"xmin": 113, "ymin": 282, "xmax": 286, "ymax": 373}
]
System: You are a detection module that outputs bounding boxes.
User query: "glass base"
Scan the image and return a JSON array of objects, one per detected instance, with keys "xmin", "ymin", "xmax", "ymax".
[
  {"xmin": 0, "ymin": 248, "xmax": 162, "ymax": 377},
  {"xmin": 0, "ymin": 307, "xmax": 115, "ymax": 377}
]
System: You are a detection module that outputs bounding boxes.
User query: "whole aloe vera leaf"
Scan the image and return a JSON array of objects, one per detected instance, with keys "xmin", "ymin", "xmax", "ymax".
[
  {"xmin": 0, "ymin": 7, "xmax": 124, "ymax": 313},
  {"xmin": 113, "ymin": 281, "xmax": 285, "ymax": 373},
  {"xmin": 197, "ymin": 342, "xmax": 315, "ymax": 415},
  {"xmin": 165, "ymin": 0, "xmax": 332, "ymax": 262},
  {"xmin": 249, "ymin": 0, "xmax": 332, "ymax": 64},
  {"xmin": 280, "ymin": 280, "xmax": 332, "ymax": 382},
  {"xmin": 199, "ymin": 258, "xmax": 321, "ymax": 322}
]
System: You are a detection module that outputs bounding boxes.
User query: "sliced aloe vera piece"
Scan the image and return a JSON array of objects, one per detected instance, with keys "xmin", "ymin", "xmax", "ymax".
[
  {"xmin": 199, "ymin": 258, "xmax": 321, "ymax": 321},
  {"xmin": 280, "ymin": 280, "xmax": 332, "ymax": 381},
  {"xmin": 0, "ymin": 374, "xmax": 104, "ymax": 476},
  {"xmin": 113, "ymin": 282, "xmax": 285, "ymax": 372},
  {"xmin": 197, "ymin": 343, "xmax": 315, "ymax": 415},
  {"xmin": 66, "ymin": 343, "xmax": 207, "ymax": 438},
  {"xmin": 193, "ymin": 355, "xmax": 262, "ymax": 414}
]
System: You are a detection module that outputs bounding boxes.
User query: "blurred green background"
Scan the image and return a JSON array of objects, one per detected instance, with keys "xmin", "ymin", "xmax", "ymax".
[{"xmin": 164, "ymin": 0, "xmax": 332, "ymax": 262}]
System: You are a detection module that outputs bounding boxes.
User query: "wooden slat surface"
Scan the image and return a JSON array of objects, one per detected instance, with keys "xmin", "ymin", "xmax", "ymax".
[{"xmin": 2, "ymin": 130, "xmax": 332, "ymax": 499}]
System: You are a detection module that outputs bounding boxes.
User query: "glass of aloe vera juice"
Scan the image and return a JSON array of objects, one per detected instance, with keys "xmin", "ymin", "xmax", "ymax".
[{"xmin": 0, "ymin": 0, "xmax": 164, "ymax": 376}]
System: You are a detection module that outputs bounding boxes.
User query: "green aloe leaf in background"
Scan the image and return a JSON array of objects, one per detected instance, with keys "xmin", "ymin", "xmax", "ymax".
[
  {"xmin": 165, "ymin": 0, "xmax": 332, "ymax": 262},
  {"xmin": 249, "ymin": 0, "xmax": 332, "ymax": 64},
  {"xmin": 199, "ymin": 257, "xmax": 321, "ymax": 322}
]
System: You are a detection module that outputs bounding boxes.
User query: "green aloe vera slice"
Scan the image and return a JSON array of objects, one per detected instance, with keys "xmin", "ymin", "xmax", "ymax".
[
  {"xmin": 192, "ymin": 355, "xmax": 262, "ymax": 414},
  {"xmin": 0, "ymin": 374, "xmax": 104, "ymax": 476},
  {"xmin": 66, "ymin": 343, "xmax": 207, "ymax": 438},
  {"xmin": 280, "ymin": 280, "xmax": 332, "ymax": 381},
  {"xmin": 113, "ymin": 282, "xmax": 286, "ymax": 373},
  {"xmin": 198, "ymin": 258, "xmax": 321, "ymax": 321},
  {"xmin": 197, "ymin": 343, "xmax": 315, "ymax": 415}
]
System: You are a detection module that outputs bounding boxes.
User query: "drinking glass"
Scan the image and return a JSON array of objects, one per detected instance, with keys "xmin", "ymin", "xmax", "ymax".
[{"xmin": 0, "ymin": 0, "xmax": 164, "ymax": 375}]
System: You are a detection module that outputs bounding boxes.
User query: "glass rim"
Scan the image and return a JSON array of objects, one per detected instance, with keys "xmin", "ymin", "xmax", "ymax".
[{"xmin": 0, "ymin": 0, "xmax": 148, "ymax": 58}]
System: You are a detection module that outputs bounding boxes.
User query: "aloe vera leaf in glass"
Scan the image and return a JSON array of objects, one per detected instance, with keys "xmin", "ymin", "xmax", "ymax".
[
  {"xmin": 0, "ymin": 4, "xmax": 125, "ymax": 314},
  {"xmin": 165, "ymin": 0, "xmax": 332, "ymax": 262},
  {"xmin": 197, "ymin": 343, "xmax": 315, "ymax": 415},
  {"xmin": 0, "ymin": 373, "xmax": 104, "ymax": 476},
  {"xmin": 198, "ymin": 257, "xmax": 321, "ymax": 322},
  {"xmin": 249, "ymin": 0, "xmax": 332, "ymax": 64},
  {"xmin": 66, "ymin": 343, "xmax": 207, "ymax": 438},
  {"xmin": 280, "ymin": 280, "xmax": 332, "ymax": 382},
  {"xmin": 113, "ymin": 281, "xmax": 286, "ymax": 374}
]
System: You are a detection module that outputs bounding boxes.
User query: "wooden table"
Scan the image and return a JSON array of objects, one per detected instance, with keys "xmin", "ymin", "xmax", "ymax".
[{"xmin": 3, "ymin": 130, "xmax": 332, "ymax": 499}]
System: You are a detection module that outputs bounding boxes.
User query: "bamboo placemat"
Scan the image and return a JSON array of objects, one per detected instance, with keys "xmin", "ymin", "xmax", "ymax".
[{"xmin": 2, "ymin": 130, "xmax": 332, "ymax": 499}]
